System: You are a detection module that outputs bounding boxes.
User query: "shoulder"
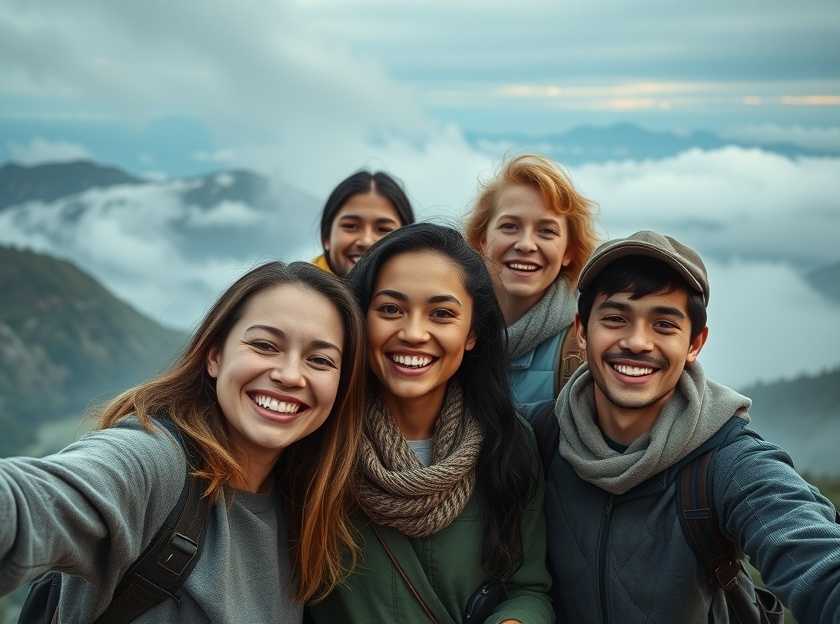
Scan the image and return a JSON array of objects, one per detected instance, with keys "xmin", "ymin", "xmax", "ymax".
[
  {"xmin": 709, "ymin": 418, "xmax": 795, "ymax": 481},
  {"xmin": 57, "ymin": 416, "xmax": 187, "ymax": 494}
]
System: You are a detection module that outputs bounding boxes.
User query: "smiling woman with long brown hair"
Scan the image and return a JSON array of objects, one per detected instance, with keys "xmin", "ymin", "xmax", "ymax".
[{"xmin": 0, "ymin": 261, "xmax": 366, "ymax": 622}]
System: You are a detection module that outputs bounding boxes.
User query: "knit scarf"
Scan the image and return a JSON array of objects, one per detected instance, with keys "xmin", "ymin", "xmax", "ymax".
[
  {"xmin": 506, "ymin": 278, "xmax": 577, "ymax": 360},
  {"xmin": 556, "ymin": 362, "xmax": 751, "ymax": 495},
  {"xmin": 356, "ymin": 383, "xmax": 483, "ymax": 537}
]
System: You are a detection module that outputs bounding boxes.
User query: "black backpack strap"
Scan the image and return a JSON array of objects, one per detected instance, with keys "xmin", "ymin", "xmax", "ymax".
[
  {"xmin": 677, "ymin": 450, "xmax": 741, "ymax": 589},
  {"xmin": 94, "ymin": 419, "xmax": 211, "ymax": 624},
  {"xmin": 532, "ymin": 403, "xmax": 560, "ymax": 477}
]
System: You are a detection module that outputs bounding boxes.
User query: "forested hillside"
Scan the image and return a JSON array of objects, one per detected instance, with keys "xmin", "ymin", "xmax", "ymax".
[{"xmin": 0, "ymin": 245, "xmax": 186, "ymax": 455}]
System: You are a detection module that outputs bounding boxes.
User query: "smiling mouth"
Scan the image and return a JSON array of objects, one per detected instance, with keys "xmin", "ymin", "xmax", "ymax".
[
  {"xmin": 610, "ymin": 363, "xmax": 656, "ymax": 377},
  {"xmin": 388, "ymin": 352, "xmax": 437, "ymax": 369},
  {"xmin": 505, "ymin": 261, "xmax": 541, "ymax": 273},
  {"xmin": 250, "ymin": 393, "xmax": 308, "ymax": 414}
]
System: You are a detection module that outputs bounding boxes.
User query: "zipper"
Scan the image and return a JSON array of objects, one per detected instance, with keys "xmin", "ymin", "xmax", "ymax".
[{"xmin": 597, "ymin": 496, "xmax": 615, "ymax": 624}]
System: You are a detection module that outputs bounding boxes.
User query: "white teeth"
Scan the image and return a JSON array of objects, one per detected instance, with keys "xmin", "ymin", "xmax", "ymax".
[
  {"xmin": 390, "ymin": 353, "xmax": 433, "ymax": 368},
  {"xmin": 254, "ymin": 394, "xmax": 301, "ymax": 414},
  {"xmin": 507, "ymin": 262, "xmax": 539, "ymax": 272},
  {"xmin": 612, "ymin": 364, "xmax": 655, "ymax": 377}
]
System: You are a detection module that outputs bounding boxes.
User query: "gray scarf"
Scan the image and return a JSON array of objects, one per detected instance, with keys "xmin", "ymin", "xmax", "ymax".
[
  {"xmin": 506, "ymin": 278, "xmax": 577, "ymax": 360},
  {"xmin": 556, "ymin": 362, "xmax": 750, "ymax": 494}
]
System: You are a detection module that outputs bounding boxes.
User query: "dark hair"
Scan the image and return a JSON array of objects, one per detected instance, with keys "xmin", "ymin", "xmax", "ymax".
[
  {"xmin": 578, "ymin": 256, "xmax": 707, "ymax": 341},
  {"xmin": 350, "ymin": 223, "xmax": 538, "ymax": 578},
  {"xmin": 100, "ymin": 261, "xmax": 367, "ymax": 600},
  {"xmin": 319, "ymin": 170, "xmax": 415, "ymax": 246}
]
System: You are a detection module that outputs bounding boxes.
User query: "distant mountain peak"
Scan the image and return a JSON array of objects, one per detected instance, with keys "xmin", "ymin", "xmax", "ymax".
[{"xmin": 0, "ymin": 159, "xmax": 146, "ymax": 210}]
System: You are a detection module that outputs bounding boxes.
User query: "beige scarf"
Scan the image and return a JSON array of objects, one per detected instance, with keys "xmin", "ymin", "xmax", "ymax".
[{"xmin": 356, "ymin": 383, "xmax": 483, "ymax": 537}]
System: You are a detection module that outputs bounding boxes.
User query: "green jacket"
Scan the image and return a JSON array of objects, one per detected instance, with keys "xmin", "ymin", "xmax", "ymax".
[{"xmin": 308, "ymin": 462, "xmax": 553, "ymax": 623}]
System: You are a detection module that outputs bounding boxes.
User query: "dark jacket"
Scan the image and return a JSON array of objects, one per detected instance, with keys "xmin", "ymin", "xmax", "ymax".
[
  {"xmin": 309, "ymin": 433, "xmax": 554, "ymax": 624},
  {"xmin": 545, "ymin": 417, "xmax": 840, "ymax": 624}
]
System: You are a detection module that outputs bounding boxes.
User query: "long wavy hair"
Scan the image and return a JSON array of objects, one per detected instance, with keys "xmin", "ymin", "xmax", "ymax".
[
  {"xmin": 350, "ymin": 223, "xmax": 538, "ymax": 578},
  {"xmin": 465, "ymin": 153, "xmax": 599, "ymax": 287},
  {"xmin": 98, "ymin": 261, "xmax": 366, "ymax": 601}
]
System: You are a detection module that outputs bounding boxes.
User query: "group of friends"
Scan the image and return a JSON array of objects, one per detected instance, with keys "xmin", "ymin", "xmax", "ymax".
[{"xmin": 1, "ymin": 155, "xmax": 839, "ymax": 623}]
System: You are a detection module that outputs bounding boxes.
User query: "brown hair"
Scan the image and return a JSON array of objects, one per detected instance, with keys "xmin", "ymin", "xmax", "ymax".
[
  {"xmin": 97, "ymin": 261, "xmax": 366, "ymax": 601},
  {"xmin": 465, "ymin": 154, "xmax": 599, "ymax": 285}
]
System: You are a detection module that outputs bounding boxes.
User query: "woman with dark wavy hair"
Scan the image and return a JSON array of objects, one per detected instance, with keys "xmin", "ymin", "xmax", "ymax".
[
  {"xmin": 0, "ymin": 262, "xmax": 367, "ymax": 622},
  {"xmin": 309, "ymin": 223, "xmax": 552, "ymax": 623},
  {"xmin": 312, "ymin": 170, "xmax": 415, "ymax": 277}
]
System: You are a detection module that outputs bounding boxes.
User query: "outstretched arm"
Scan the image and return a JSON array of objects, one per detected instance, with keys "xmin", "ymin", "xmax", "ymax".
[
  {"xmin": 0, "ymin": 418, "xmax": 185, "ymax": 598},
  {"xmin": 715, "ymin": 432, "xmax": 840, "ymax": 624}
]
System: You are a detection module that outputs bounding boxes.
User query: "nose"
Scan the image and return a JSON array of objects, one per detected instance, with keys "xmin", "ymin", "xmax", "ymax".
[
  {"xmin": 398, "ymin": 312, "xmax": 430, "ymax": 344},
  {"xmin": 513, "ymin": 227, "xmax": 538, "ymax": 253},
  {"xmin": 619, "ymin": 322, "xmax": 654, "ymax": 353},
  {"xmin": 356, "ymin": 226, "xmax": 377, "ymax": 250},
  {"xmin": 269, "ymin": 355, "xmax": 306, "ymax": 388}
]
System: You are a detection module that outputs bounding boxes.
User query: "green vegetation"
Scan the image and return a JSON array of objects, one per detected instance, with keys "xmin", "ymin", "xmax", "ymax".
[{"xmin": 0, "ymin": 245, "xmax": 186, "ymax": 455}]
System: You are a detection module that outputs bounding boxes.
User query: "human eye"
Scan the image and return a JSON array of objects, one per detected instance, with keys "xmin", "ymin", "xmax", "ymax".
[
  {"xmin": 431, "ymin": 307, "xmax": 457, "ymax": 320},
  {"xmin": 309, "ymin": 354, "xmax": 339, "ymax": 370},
  {"xmin": 601, "ymin": 315, "xmax": 625, "ymax": 326},
  {"xmin": 247, "ymin": 339, "xmax": 279, "ymax": 352},
  {"xmin": 654, "ymin": 320, "xmax": 680, "ymax": 333},
  {"xmin": 540, "ymin": 226, "xmax": 560, "ymax": 238},
  {"xmin": 498, "ymin": 221, "xmax": 517, "ymax": 232},
  {"xmin": 376, "ymin": 302, "xmax": 401, "ymax": 317},
  {"xmin": 340, "ymin": 221, "xmax": 359, "ymax": 232},
  {"xmin": 377, "ymin": 224, "xmax": 397, "ymax": 234}
]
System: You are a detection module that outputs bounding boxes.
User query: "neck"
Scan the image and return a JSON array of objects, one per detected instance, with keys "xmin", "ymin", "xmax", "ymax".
[
  {"xmin": 496, "ymin": 285, "xmax": 542, "ymax": 326},
  {"xmin": 232, "ymin": 450, "xmax": 280, "ymax": 493},
  {"xmin": 593, "ymin": 386, "xmax": 675, "ymax": 446},
  {"xmin": 383, "ymin": 385, "xmax": 446, "ymax": 440}
]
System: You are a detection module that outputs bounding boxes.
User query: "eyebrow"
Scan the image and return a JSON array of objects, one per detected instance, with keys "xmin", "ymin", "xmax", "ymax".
[
  {"xmin": 338, "ymin": 214, "xmax": 399, "ymax": 224},
  {"xmin": 373, "ymin": 289, "xmax": 463, "ymax": 307},
  {"xmin": 244, "ymin": 324, "xmax": 342, "ymax": 353},
  {"xmin": 597, "ymin": 300, "xmax": 686, "ymax": 320},
  {"xmin": 496, "ymin": 213, "xmax": 561, "ymax": 226}
]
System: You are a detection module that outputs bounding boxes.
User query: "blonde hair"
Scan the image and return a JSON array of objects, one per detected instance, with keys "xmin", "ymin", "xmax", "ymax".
[
  {"xmin": 465, "ymin": 154, "xmax": 598, "ymax": 285},
  {"xmin": 97, "ymin": 261, "xmax": 365, "ymax": 602}
]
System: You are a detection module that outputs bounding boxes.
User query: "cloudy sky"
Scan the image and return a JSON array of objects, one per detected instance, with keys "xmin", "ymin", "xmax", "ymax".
[{"xmin": 2, "ymin": 1, "xmax": 839, "ymax": 387}]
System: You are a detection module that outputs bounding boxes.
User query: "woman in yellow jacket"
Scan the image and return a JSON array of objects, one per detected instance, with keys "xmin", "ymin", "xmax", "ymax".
[{"xmin": 313, "ymin": 170, "xmax": 415, "ymax": 276}]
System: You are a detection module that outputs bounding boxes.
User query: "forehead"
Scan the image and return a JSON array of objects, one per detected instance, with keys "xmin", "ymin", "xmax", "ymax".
[
  {"xmin": 336, "ymin": 193, "xmax": 400, "ymax": 223},
  {"xmin": 374, "ymin": 250, "xmax": 471, "ymax": 301},
  {"xmin": 595, "ymin": 288, "xmax": 690, "ymax": 315},
  {"xmin": 494, "ymin": 184, "xmax": 562, "ymax": 222},
  {"xmin": 234, "ymin": 284, "xmax": 344, "ymax": 346}
]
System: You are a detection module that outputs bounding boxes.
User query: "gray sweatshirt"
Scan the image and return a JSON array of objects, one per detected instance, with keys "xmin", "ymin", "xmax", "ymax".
[{"xmin": 0, "ymin": 418, "xmax": 302, "ymax": 623}]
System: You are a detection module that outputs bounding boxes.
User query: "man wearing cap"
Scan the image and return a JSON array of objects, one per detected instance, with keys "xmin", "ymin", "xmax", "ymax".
[{"xmin": 543, "ymin": 231, "xmax": 840, "ymax": 623}]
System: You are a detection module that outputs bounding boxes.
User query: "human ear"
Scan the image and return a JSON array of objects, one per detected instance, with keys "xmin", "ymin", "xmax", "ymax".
[
  {"xmin": 574, "ymin": 314, "xmax": 587, "ymax": 350},
  {"xmin": 685, "ymin": 326, "xmax": 709, "ymax": 364},
  {"xmin": 465, "ymin": 330, "xmax": 477, "ymax": 352},
  {"xmin": 207, "ymin": 347, "xmax": 222, "ymax": 378}
]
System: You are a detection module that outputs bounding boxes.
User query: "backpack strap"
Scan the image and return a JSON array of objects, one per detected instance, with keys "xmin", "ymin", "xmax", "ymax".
[
  {"xmin": 94, "ymin": 419, "xmax": 211, "ymax": 624},
  {"xmin": 677, "ymin": 451, "xmax": 741, "ymax": 589},
  {"xmin": 532, "ymin": 403, "xmax": 560, "ymax": 477},
  {"xmin": 555, "ymin": 324, "xmax": 585, "ymax": 395}
]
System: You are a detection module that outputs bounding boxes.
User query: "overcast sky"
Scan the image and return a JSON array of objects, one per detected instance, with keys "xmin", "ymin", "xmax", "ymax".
[{"xmin": 2, "ymin": 1, "xmax": 839, "ymax": 387}]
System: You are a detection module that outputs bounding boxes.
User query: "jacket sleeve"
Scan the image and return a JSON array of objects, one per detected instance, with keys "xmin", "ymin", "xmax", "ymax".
[
  {"xmin": 486, "ymin": 423, "xmax": 554, "ymax": 624},
  {"xmin": 714, "ymin": 431, "xmax": 840, "ymax": 624},
  {"xmin": 0, "ymin": 418, "xmax": 186, "ymax": 596}
]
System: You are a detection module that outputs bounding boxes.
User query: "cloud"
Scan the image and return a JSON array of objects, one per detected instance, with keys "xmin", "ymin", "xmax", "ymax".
[
  {"xmin": 0, "ymin": 180, "xmax": 318, "ymax": 329},
  {"xmin": 701, "ymin": 259, "xmax": 840, "ymax": 388},
  {"xmin": 570, "ymin": 147, "xmax": 840, "ymax": 266},
  {"xmin": 721, "ymin": 124, "xmax": 840, "ymax": 152},
  {"xmin": 6, "ymin": 137, "xmax": 92, "ymax": 164}
]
